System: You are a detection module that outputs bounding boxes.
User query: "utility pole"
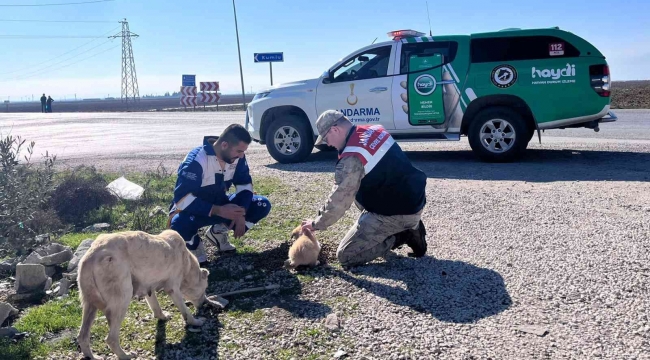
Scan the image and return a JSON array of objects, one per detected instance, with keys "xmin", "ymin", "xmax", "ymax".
[
  {"xmin": 232, "ymin": 0, "xmax": 247, "ymax": 109},
  {"xmin": 110, "ymin": 19, "xmax": 140, "ymax": 109}
]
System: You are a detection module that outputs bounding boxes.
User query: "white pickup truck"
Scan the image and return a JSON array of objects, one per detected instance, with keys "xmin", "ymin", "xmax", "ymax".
[{"xmin": 245, "ymin": 28, "xmax": 615, "ymax": 163}]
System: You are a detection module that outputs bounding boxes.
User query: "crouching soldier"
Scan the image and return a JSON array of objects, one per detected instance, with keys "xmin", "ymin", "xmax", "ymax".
[
  {"xmin": 301, "ymin": 110, "xmax": 428, "ymax": 267},
  {"xmin": 168, "ymin": 124, "xmax": 271, "ymax": 264}
]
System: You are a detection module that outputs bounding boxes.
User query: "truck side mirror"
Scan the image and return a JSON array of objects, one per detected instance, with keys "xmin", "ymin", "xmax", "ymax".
[{"xmin": 322, "ymin": 71, "xmax": 333, "ymax": 84}]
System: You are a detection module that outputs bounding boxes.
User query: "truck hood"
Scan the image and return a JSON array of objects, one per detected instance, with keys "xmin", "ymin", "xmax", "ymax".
[{"xmin": 259, "ymin": 78, "xmax": 320, "ymax": 94}]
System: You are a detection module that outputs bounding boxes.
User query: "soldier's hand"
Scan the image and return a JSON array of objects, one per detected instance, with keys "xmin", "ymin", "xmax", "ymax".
[{"xmin": 301, "ymin": 219, "xmax": 315, "ymax": 233}]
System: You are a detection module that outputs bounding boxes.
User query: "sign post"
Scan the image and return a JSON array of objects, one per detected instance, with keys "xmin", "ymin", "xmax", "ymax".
[{"xmin": 254, "ymin": 52, "xmax": 283, "ymax": 86}]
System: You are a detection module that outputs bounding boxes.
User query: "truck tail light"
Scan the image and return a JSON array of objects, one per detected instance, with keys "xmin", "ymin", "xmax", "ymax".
[{"xmin": 589, "ymin": 64, "xmax": 610, "ymax": 97}]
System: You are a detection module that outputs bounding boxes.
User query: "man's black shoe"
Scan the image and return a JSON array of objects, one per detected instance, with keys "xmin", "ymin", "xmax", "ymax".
[
  {"xmin": 406, "ymin": 220, "xmax": 427, "ymax": 257},
  {"xmin": 391, "ymin": 230, "xmax": 410, "ymax": 250}
]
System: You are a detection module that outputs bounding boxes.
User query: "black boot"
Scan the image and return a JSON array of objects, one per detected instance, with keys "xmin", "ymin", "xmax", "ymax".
[
  {"xmin": 391, "ymin": 229, "xmax": 410, "ymax": 250},
  {"xmin": 405, "ymin": 220, "xmax": 427, "ymax": 257}
]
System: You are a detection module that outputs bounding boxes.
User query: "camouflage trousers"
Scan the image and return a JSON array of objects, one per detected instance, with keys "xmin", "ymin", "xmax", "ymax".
[{"xmin": 336, "ymin": 203, "xmax": 423, "ymax": 267}]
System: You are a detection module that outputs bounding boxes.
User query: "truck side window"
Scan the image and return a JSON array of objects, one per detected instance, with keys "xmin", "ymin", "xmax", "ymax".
[
  {"xmin": 400, "ymin": 42, "xmax": 458, "ymax": 74},
  {"xmin": 470, "ymin": 36, "xmax": 581, "ymax": 63},
  {"xmin": 332, "ymin": 46, "xmax": 392, "ymax": 82}
]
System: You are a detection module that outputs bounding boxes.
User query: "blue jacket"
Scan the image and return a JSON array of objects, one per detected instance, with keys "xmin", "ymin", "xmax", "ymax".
[{"xmin": 169, "ymin": 136, "xmax": 253, "ymax": 217}]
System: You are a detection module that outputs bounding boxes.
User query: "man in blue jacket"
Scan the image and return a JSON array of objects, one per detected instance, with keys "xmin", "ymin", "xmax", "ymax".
[{"xmin": 168, "ymin": 124, "xmax": 271, "ymax": 264}]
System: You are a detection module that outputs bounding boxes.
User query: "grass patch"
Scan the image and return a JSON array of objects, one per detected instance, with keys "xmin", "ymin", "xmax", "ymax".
[
  {"xmin": 297, "ymin": 274, "xmax": 315, "ymax": 284},
  {"xmin": 55, "ymin": 232, "xmax": 101, "ymax": 250},
  {"xmin": 305, "ymin": 327, "xmax": 321, "ymax": 337}
]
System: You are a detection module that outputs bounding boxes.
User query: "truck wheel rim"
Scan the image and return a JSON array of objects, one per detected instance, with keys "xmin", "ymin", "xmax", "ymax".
[
  {"xmin": 273, "ymin": 126, "xmax": 301, "ymax": 155},
  {"xmin": 479, "ymin": 119, "xmax": 516, "ymax": 153}
]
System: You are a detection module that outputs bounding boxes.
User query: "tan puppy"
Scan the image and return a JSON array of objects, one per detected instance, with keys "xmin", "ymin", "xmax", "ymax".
[
  {"xmin": 76, "ymin": 229, "xmax": 211, "ymax": 360},
  {"xmin": 284, "ymin": 224, "xmax": 321, "ymax": 269}
]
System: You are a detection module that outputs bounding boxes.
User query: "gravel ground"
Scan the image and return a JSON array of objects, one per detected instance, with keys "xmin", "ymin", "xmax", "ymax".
[{"xmin": 4, "ymin": 111, "xmax": 649, "ymax": 359}]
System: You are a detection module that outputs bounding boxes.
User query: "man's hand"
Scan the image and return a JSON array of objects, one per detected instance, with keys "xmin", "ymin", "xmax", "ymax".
[
  {"xmin": 211, "ymin": 204, "xmax": 245, "ymax": 220},
  {"xmin": 229, "ymin": 216, "xmax": 246, "ymax": 238},
  {"xmin": 301, "ymin": 219, "xmax": 315, "ymax": 233}
]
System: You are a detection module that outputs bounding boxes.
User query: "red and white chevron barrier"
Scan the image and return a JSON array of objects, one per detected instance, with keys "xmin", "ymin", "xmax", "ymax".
[
  {"xmin": 200, "ymin": 81, "xmax": 219, "ymax": 91},
  {"xmin": 180, "ymin": 96, "xmax": 197, "ymax": 106},
  {"xmin": 198, "ymin": 93, "xmax": 220, "ymax": 103},
  {"xmin": 180, "ymin": 86, "xmax": 197, "ymax": 96}
]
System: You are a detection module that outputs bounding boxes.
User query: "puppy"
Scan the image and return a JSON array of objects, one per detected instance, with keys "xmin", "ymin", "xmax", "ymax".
[
  {"xmin": 76, "ymin": 229, "xmax": 212, "ymax": 360},
  {"xmin": 284, "ymin": 224, "xmax": 321, "ymax": 269}
]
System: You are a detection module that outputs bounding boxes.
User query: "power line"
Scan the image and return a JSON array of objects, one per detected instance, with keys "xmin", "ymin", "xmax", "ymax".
[
  {"xmin": 0, "ymin": 0, "xmax": 114, "ymax": 7},
  {"xmin": 1, "ymin": 44, "xmax": 120, "ymax": 82},
  {"xmin": 0, "ymin": 35, "xmax": 113, "ymax": 39},
  {"xmin": 0, "ymin": 19, "xmax": 116, "ymax": 23},
  {"xmin": 3, "ymin": 38, "xmax": 115, "ymax": 80},
  {"xmin": 0, "ymin": 26, "xmax": 119, "ymax": 75}
]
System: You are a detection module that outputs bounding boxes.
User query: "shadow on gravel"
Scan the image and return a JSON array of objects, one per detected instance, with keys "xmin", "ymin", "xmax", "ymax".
[
  {"xmin": 206, "ymin": 242, "xmax": 332, "ymax": 321},
  {"xmin": 332, "ymin": 256, "xmax": 512, "ymax": 323},
  {"xmin": 267, "ymin": 149, "xmax": 650, "ymax": 182},
  {"xmin": 153, "ymin": 308, "xmax": 222, "ymax": 359}
]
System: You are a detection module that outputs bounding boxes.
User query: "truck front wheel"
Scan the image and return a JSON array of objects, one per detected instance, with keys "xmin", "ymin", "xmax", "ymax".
[
  {"xmin": 265, "ymin": 115, "xmax": 314, "ymax": 164},
  {"xmin": 468, "ymin": 107, "xmax": 529, "ymax": 162}
]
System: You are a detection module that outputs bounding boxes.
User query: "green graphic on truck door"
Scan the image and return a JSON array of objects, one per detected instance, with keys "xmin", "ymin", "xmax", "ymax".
[{"xmin": 407, "ymin": 54, "xmax": 445, "ymax": 125}]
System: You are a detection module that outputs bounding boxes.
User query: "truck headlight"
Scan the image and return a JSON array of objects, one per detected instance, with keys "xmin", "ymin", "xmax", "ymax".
[{"xmin": 253, "ymin": 91, "xmax": 271, "ymax": 101}]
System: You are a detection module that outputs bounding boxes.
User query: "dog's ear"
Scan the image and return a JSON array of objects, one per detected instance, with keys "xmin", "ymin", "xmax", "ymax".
[
  {"xmin": 201, "ymin": 268, "xmax": 209, "ymax": 279},
  {"xmin": 290, "ymin": 224, "xmax": 302, "ymax": 239}
]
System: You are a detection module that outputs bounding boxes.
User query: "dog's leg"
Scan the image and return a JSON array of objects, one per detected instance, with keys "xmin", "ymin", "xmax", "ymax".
[
  {"xmin": 77, "ymin": 302, "xmax": 102, "ymax": 360},
  {"xmin": 167, "ymin": 287, "xmax": 205, "ymax": 327},
  {"xmin": 105, "ymin": 302, "xmax": 134, "ymax": 359},
  {"xmin": 145, "ymin": 291, "xmax": 170, "ymax": 321}
]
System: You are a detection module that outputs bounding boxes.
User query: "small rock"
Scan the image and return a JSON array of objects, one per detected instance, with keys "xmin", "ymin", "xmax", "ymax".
[
  {"xmin": 245, "ymin": 275, "xmax": 253, "ymax": 280},
  {"xmin": 324, "ymin": 313, "xmax": 341, "ymax": 332},
  {"xmin": 67, "ymin": 239, "xmax": 95, "ymax": 274},
  {"xmin": 334, "ymin": 349, "xmax": 347, "ymax": 358},
  {"xmin": 15, "ymin": 264, "xmax": 51, "ymax": 294},
  {"xmin": 0, "ymin": 258, "xmax": 16, "ymax": 274},
  {"xmin": 245, "ymin": 265, "xmax": 254, "ymax": 271},
  {"xmin": 516, "ymin": 325, "xmax": 549, "ymax": 337},
  {"xmin": 9, "ymin": 291, "xmax": 46, "ymax": 302},
  {"xmin": 23, "ymin": 243, "xmax": 73, "ymax": 266},
  {"xmin": 187, "ymin": 326, "xmax": 201, "ymax": 333},
  {"xmin": 0, "ymin": 302, "xmax": 19, "ymax": 325},
  {"xmin": 58, "ymin": 278, "xmax": 71, "ymax": 297},
  {"xmin": 44, "ymin": 265, "xmax": 57, "ymax": 277},
  {"xmin": 82, "ymin": 223, "xmax": 111, "ymax": 233},
  {"xmin": 149, "ymin": 206, "xmax": 165, "ymax": 218}
]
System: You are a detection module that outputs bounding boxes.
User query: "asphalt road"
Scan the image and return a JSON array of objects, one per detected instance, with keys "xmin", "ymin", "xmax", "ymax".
[{"xmin": 0, "ymin": 109, "xmax": 648, "ymax": 172}]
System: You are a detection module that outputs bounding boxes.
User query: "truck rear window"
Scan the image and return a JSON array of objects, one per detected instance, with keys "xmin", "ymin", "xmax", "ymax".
[{"xmin": 470, "ymin": 35, "xmax": 580, "ymax": 63}]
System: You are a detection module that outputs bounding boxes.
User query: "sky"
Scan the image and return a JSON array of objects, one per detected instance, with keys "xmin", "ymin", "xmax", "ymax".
[{"xmin": 0, "ymin": 0, "xmax": 648, "ymax": 101}]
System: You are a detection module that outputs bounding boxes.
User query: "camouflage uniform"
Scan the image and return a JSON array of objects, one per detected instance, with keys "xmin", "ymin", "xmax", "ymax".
[{"xmin": 311, "ymin": 110, "xmax": 425, "ymax": 267}]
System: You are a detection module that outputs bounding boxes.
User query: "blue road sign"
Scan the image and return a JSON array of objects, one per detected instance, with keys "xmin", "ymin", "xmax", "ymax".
[
  {"xmin": 254, "ymin": 53, "xmax": 284, "ymax": 63},
  {"xmin": 182, "ymin": 74, "xmax": 196, "ymax": 87}
]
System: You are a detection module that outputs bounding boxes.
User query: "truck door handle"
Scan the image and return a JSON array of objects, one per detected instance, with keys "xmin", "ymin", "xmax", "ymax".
[{"xmin": 369, "ymin": 87, "xmax": 388, "ymax": 93}]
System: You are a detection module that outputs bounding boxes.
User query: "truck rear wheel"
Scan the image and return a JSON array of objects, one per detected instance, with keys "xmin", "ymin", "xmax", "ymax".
[
  {"xmin": 265, "ymin": 115, "xmax": 314, "ymax": 164},
  {"xmin": 468, "ymin": 107, "xmax": 529, "ymax": 162}
]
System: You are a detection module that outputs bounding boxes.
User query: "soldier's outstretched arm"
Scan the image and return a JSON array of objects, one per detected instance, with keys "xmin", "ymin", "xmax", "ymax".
[{"xmin": 311, "ymin": 156, "xmax": 365, "ymax": 231}]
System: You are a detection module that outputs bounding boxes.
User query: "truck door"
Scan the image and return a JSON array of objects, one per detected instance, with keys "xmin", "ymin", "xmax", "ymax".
[
  {"xmin": 316, "ymin": 44, "xmax": 396, "ymax": 129},
  {"xmin": 392, "ymin": 40, "xmax": 464, "ymax": 131}
]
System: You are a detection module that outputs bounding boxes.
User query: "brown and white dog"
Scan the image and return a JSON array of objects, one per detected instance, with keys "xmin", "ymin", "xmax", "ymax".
[
  {"xmin": 284, "ymin": 224, "xmax": 321, "ymax": 269},
  {"xmin": 76, "ymin": 229, "xmax": 214, "ymax": 360}
]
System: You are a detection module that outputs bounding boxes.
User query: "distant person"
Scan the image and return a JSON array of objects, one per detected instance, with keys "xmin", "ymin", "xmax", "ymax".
[
  {"xmin": 40, "ymin": 94, "xmax": 46, "ymax": 113},
  {"xmin": 46, "ymin": 96, "xmax": 54, "ymax": 113}
]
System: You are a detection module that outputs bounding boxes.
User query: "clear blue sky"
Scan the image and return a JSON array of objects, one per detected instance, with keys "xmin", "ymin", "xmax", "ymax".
[{"xmin": 0, "ymin": 0, "xmax": 648, "ymax": 101}]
